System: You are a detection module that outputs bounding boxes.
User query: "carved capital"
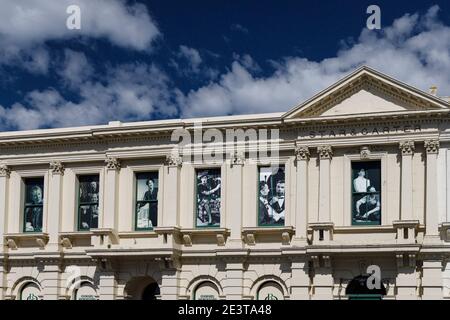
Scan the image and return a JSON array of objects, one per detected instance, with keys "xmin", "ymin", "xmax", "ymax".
[
  {"xmin": 105, "ymin": 156, "xmax": 121, "ymax": 170},
  {"xmin": 359, "ymin": 146, "xmax": 371, "ymax": 159},
  {"xmin": 0, "ymin": 163, "xmax": 11, "ymax": 178},
  {"xmin": 399, "ymin": 141, "xmax": 415, "ymax": 156},
  {"xmin": 230, "ymin": 150, "xmax": 245, "ymax": 166},
  {"xmin": 165, "ymin": 153, "xmax": 183, "ymax": 167},
  {"xmin": 424, "ymin": 140, "xmax": 440, "ymax": 154},
  {"xmin": 295, "ymin": 145, "xmax": 310, "ymax": 161},
  {"xmin": 317, "ymin": 145, "xmax": 333, "ymax": 160},
  {"xmin": 50, "ymin": 161, "xmax": 65, "ymax": 175}
]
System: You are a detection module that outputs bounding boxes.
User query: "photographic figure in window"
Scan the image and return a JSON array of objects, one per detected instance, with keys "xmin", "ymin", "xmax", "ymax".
[
  {"xmin": 137, "ymin": 178, "xmax": 158, "ymax": 228},
  {"xmin": 355, "ymin": 187, "xmax": 381, "ymax": 221},
  {"xmin": 269, "ymin": 180, "xmax": 285, "ymax": 224},
  {"xmin": 197, "ymin": 172, "xmax": 221, "ymax": 225},
  {"xmin": 25, "ymin": 185, "xmax": 43, "ymax": 232},
  {"xmin": 259, "ymin": 181, "xmax": 271, "ymax": 224},
  {"xmin": 353, "ymin": 168, "xmax": 370, "ymax": 193}
]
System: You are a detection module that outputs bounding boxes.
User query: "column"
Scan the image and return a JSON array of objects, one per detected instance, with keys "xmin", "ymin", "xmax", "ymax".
[
  {"xmin": 294, "ymin": 146, "xmax": 309, "ymax": 243},
  {"xmin": 0, "ymin": 261, "xmax": 6, "ymax": 300},
  {"xmin": 311, "ymin": 256, "xmax": 334, "ymax": 300},
  {"xmin": 290, "ymin": 257, "xmax": 310, "ymax": 299},
  {"xmin": 399, "ymin": 141, "xmax": 414, "ymax": 220},
  {"xmin": 318, "ymin": 146, "xmax": 332, "ymax": 222},
  {"xmin": 421, "ymin": 256, "xmax": 443, "ymax": 299},
  {"xmin": 98, "ymin": 259, "xmax": 117, "ymax": 300},
  {"xmin": 223, "ymin": 258, "xmax": 245, "ymax": 299},
  {"xmin": 47, "ymin": 161, "xmax": 64, "ymax": 250},
  {"xmin": 395, "ymin": 254, "xmax": 418, "ymax": 300},
  {"xmin": 160, "ymin": 257, "xmax": 181, "ymax": 299},
  {"xmin": 103, "ymin": 157, "xmax": 121, "ymax": 230},
  {"xmin": 0, "ymin": 164, "xmax": 10, "ymax": 249},
  {"xmin": 41, "ymin": 260, "xmax": 62, "ymax": 300},
  {"xmin": 227, "ymin": 152, "xmax": 244, "ymax": 247},
  {"xmin": 162, "ymin": 153, "xmax": 182, "ymax": 227},
  {"xmin": 424, "ymin": 140, "xmax": 440, "ymax": 241}
]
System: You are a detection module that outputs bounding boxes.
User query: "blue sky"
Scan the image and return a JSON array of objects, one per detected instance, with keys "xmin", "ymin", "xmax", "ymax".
[{"xmin": 0, "ymin": 0, "xmax": 450, "ymax": 130}]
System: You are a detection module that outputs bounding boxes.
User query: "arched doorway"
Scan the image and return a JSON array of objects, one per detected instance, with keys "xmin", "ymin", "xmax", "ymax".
[
  {"xmin": 19, "ymin": 282, "xmax": 41, "ymax": 300},
  {"xmin": 193, "ymin": 281, "xmax": 220, "ymax": 300},
  {"xmin": 345, "ymin": 274, "xmax": 387, "ymax": 300},
  {"xmin": 124, "ymin": 276, "xmax": 160, "ymax": 300},
  {"xmin": 142, "ymin": 282, "xmax": 160, "ymax": 300}
]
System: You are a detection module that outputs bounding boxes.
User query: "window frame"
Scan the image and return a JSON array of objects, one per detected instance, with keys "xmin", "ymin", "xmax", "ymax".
[
  {"xmin": 134, "ymin": 171, "xmax": 159, "ymax": 231},
  {"xmin": 257, "ymin": 165, "xmax": 286, "ymax": 227},
  {"xmin": 194, "ymin": 167, "xmax": 222, "ymax": 229},
  {"xmin": 22, "ymin": 177, "xmax": 45, "ymax": 233},
  {"xmin": 77, "ymin": 174, "xmax": 100, "ymax": 231},
  {"xmin": 351, "ymin": 160, "xmax": 382, "ymax": 226}
]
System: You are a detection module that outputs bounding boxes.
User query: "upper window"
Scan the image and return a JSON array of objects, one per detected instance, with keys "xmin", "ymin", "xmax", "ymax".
[
  {"xmin": 258, "ymin": 166, "xmax": 285, "ymax": 226},
  {"xmin": 352, "ymin": 161, "xmax": 381, "ymax": 225},
  {"xmin": 135, "ymin": 172, "xmax": 159, "ymax": 230},
  {"xmin": 23, "ymin": 178, "xmax": 44, "ymax": 232},
  {"xmin": 78, "ymin": 175, "xmax": 99, "ymax": 230},
  {"xmin": 195, "ymin": 168, "xmax": 221, "ymax": 228}
]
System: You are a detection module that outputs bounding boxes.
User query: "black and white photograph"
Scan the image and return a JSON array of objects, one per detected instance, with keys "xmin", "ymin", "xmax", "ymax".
[
  {"xmin": 258, "ymin": 166, "xmax": 285, "ymax": 226},
  {"xmin": 78, "ymin": 175, "xmax": 99, "ymax": 230},
  {"xmin": 135, "ymin": 172, "xmax": 159, "ymax": 230},
  {"xmin": 352, "ymin": 162, "xmax": 381, "ymax": 225},
  {"xmin": 24, "ymin": 178, "xmax": 44, "ymax": 232},
  {"xmin": 196, "ymin": 169, "xmax": 221, "ymax": 227}
]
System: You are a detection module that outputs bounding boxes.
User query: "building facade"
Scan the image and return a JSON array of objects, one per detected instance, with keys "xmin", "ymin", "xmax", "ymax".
[{"xmin": 1, "ymin": 66, "xmax": 450, "ymax": 300}]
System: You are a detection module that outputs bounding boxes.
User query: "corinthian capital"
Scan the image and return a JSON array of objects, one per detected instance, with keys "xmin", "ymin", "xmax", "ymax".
[
  {"xmin": 165, "ymin": 152, "xmax": 182, "ymax": 167},
  {"xmin": 399, "ymin": 141, "xmax": 415, "ymax": 156},
  {"xmin": 50, "ymin": 161, "xmax": 65, "ymax": 175},
  {"xmin": 424, "ymin": 140, "xmax": 440, "ymax": 154},
  {"xmin": 295, "ymin": 145, "xmax": 310, "ymax": 161},
  {"xmin": 0, "ymin": 163, "xmax": 10, "ymax": 178},
  {"xmin": 105, "ymin": 156, "xmax": 121, "ymax": 170},
  {"xmin": 317, "ymin": 145, "xmax": 333, "ymax": 160}
]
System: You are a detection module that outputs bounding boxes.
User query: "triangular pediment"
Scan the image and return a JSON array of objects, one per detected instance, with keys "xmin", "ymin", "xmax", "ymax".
[{"xmin": 283, "ymin": 66, "xmax": 450, "ymax": 119}]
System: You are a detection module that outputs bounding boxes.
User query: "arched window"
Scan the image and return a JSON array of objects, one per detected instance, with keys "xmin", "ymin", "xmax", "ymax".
[
  {"xmin": 74, "ymin": 282, "xmax": 98, "ymax": 300},
  {"xmin": 256, "ymin": 281, "xmax": 284, "ymax": 300},
  {"xmin": 20, "ymin": 282, "xmax": 41, "ymax": 300},
  {"xmin": 193, "ymin": 281, "xmax": 220, "ymax": 300}
]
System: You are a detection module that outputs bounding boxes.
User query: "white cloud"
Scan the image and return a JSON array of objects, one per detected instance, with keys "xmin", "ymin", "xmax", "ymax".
[
  {"xmin": 0, "ymin": 63, "xmax": 177, "ymax": 130},
  {"xmin": 180, "ymin": 5, "xmax": 450, "ymax": 117},
  {"xmin": 58, "ymin": 49, "xmax": 93, "ymax": 88},
  {"xmin": 0, "ymin": 0, "xmax": 160, "ymax": 73}
]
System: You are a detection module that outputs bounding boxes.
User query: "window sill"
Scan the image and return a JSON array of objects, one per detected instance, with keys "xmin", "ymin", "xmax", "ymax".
[
  {"xmin": 4, "ymin": 232, "xmax": 49, "ymax": 250},
  {"xmin": 241, "ymin": 226, "xmax": 294, "ymax": 245},
  {"xmin": 180, "ymin": 228, "xmax": 230, "ymax": 247}
]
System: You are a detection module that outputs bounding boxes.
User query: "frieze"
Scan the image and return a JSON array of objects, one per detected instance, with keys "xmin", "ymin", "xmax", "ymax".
[{"xmin": 302, "ymin": 124, "xmax": 422, "ymax": 139}]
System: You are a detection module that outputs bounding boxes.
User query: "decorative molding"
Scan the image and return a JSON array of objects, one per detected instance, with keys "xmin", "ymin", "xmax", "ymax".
[
  {"xmin": 360, "ymin": 146, "xmax": 371, "ymax": 159},
  {"xmin": 0, "ymin": 163, "xmax": 11, "ymax": 178},
  {"xmin": 182, "ymin": 234, "xmax": 192, "ymax": 247},
  {"xmin": 424, "ymin": 139, "xmax": 440, "ymax": 154},
  {"xmin": 60, "ymin": 237, "xmax": 73, "ymax": 249},
  {"xmin": 216, "ymin": 234, "xmax": 226, "ymax": 246},
  {"xmin": 399, "ymin": 141, "xmax": 415, "ymax": 156},
  {"xmin": 281, "ymin": 232, "xmax": 291, "ymax": 245},
  {"xmin": 230, "ymin": 150, "xmax": 245, "ymax": 166},
  {"xmin": 245, "ymin": 233, "xmax": 256, "ymax": 246},
  {"xmin": 295, "ymin": 145, "xmax": 310, "ymax": 161},
  {"xmin": 165, "ymin": 152, "xmax": 183, "ymax": 167},
  {"xmin": 6, "ymin": 238, "xmax": 17, "ymax": 250},
  {"xmin": 49, "ymin": 160, "xmax": 65, "ymax": 175},
  {"xmin": 105, "ymin": 156, "xmax": 121, "ymax": 170},
  {"xmin": 317, "ymin": 145, "xmax": 333, "ymax": 160}
]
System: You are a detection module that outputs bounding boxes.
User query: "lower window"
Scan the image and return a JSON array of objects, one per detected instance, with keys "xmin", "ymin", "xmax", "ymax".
[
  {"xmin": 23, "ymin": 177, "xmax": 44, "ymax": 232},
  {"xmin": 258, "ymin": 166, "xmax": 285, "ymax": 226},
  {"xmin": 135, "ymin": 172, "xmax": 159, "ymax": 230},
  {"xmin": 195, "ymin": 168, "xmax": 221, "ymax": 228}
]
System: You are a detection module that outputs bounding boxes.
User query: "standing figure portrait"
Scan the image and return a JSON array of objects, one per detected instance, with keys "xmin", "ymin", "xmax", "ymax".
[
  {"xmin": 196, "ymin": 169, "xmax": 221, "ymax": 227},
  {"xmin": 136, "ymin": 173, "xmax": 159, "ymax": 230},
  {"xmin": 24, "ymin": 181, "xmax": 44, "ymax": 232},
  {"xmin": 258, "ymin": 166, "xmax": 285, "ymax": 226},
  {"xmin": 352, "ymin": 162, "xmax": 381, "ymax": 225}
]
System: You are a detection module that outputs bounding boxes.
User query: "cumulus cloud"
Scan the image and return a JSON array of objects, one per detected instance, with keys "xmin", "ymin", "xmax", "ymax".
[
  {"xmin": 0, "ymin": 0, "xmax": 160, "ymax": 73},
  {"xmin": 180, "ymin": 5, "xmax": 450, "ymax": 117},
  {"xmin": 0, "ymin": 63, "xmax": 177, "ymax": 130}
]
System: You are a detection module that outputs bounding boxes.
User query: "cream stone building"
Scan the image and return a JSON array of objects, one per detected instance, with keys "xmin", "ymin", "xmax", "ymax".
[{"xmin": 1, "ymin": 66, "xmax": 450, "ymax": 300}]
